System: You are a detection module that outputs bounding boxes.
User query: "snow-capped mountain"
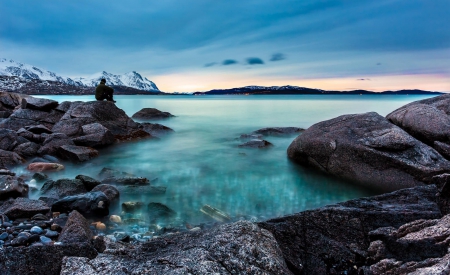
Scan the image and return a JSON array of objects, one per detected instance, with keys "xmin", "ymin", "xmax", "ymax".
[{"xmin": 0, "ymin": 58, "xmax": 159, "ymax": 92}]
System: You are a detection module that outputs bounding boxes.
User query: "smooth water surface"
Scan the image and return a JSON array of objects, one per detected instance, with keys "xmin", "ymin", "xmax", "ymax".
[{"xmin": 29, "ymin": 94, "xmax": 434, "ymax": 224}]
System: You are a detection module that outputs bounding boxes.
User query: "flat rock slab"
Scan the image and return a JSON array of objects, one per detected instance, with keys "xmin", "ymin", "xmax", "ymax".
[
  {"xmin": 21, "ymin": 97, "xmax": 59, "ymax": 111},
  {"xmin": 27, "ymin": 162, "xmax": 64, "ymax": 172},
  {"xmin": 132, "ymin": 108, "xmax": 174, "ymax": 120},
  {"xmin": 288, "ymin": 112, "xmax": 450, "ymax": 191},
  {"xmin": 252, "ymin": 127, "xmax": 304, "ymax": 136},
  {"xmin": 58, "ymin": 145, "xmax": 99, "ymax": 162},
  {"xmin": 0, "ymin": 197, "xmax": 50, "ymax": 219},
  {"xmin": 60, "ymin": 221, "xmax": 292, "ymax": 275}
]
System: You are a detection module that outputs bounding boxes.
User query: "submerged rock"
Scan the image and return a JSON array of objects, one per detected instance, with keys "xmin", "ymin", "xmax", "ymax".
[
  {"xmin": 122, "ymin": 201, "xmax": 145, "ymax": 214},
  {"xmin": 138, "ymin": 122, "xmax": 174, "ymax": 137},
  {"xmin": 200, "ymin": 204, "xmax": 231, "ymax": 222},
  {"xmin": 288, "ymin": 112, "xmax": 450, "ymax": 191},
  {"xmin": 75, "ymin": 175, "xmax": 101, "ymax": 191},
  {"xmin": 101, "ymin": 176, "xmax": 149, "ymax": 185},
  {"xmin": 98, "ymin": 167, "xmax": 135, "ymax": 179},
  {"xmin": 252, "ymin": 127, "xmax": 304, "ymax": 136},
  {"xmin": 238, "ymin": 139, "xmax": 273, "ymax": 148},
  {"xmin": 147, "ymin": 202, "xmax": 176, "ymax": 221},
  {"xmin": 132, "ymin": 108, "xmax": 174, "ymax": 120}
]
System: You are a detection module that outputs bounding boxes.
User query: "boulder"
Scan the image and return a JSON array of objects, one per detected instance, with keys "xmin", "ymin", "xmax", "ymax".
[
  {"xmin": 24, "ymin": 124, "xmax": 52, "ymax": 134},
  {"xmin": 38, "ymin": 133, "xmax": 75, "ymax": 156},
  {"xmin": 52, "ymin": 101, "xmax": 148, "ymax": 141},
  {"xmin": 132, "ymin": 108, "xmax": 174, "ymax": 120},
  {"xmin": 16, "ymin": 128, "xmax": 45, "ymax": 144},
  {"xmin": 0, "ymin": 175, "xmax": 29, "ymax": 200},
  {"xmin": 138, "ymin": 122, "xmax": 174, "ymax": 137},
  {"xmin": 40, "ymin": 178, "xmax": 87, "ymax": 199},
  {"xmin": 57, "ymin": 145, "xmax": 99, "ymax": 162},
  {"xmin": 252, "ymin": 127, "xmax": 304, "ymax": 136},
  {"xmin": 287, "ymin": 112, "xmax": 450, "ymax": 191},
  {"xmin": 0, "ymin": 108, "xmax": 64, "ymax": 131},
  {"xmin": 387, "ymin": 94, "xmax": 450, "ymax": 159},
  {"xmin": 0, "ymin": 91, "xmax": 30, "ymax": 110},
  {"xmin": 0, "ymin": 128, "xmax": 19, "ymax": 151},
  {"xmin": 72, "ymin": 123, "xmax": 115, "ymax": 147},
  {"xmin": 259, "ymin": 185, "xmax": 442, "ymax": 275},
  {"xmin": 60, "ymin": 221, "xmax": 290, "ymax": 275},
  {"xmin": 58, "ymin": 210, "xmax": 93, "ymax": 244},
  {"xmin": 0, "ymin": 198, "xmax": 50, "ymax": 219},
  {"xmin": 75, "ymin": 175, "xmax": 101, "ymax": 191},
  {"xmin": 238, "ymin": 139, "xmax": 273, "ymax": 148},
  {"xmin": 32, "ymin": 172, "xmax": 48, "ymax": 182},
  {"xmin": 21, "ymin": 97, "xmax": 58, "ymax": 111},
  {"xmin": 13, "ymin": 141, "xmax": 40, "ymax": 157},
  {"xmin": 51, "ymin": 191, "xmax": 110, "ymax": 218},
  {"xmin": 0, "ymin": 149, "xmax": 25, "ymax": 168},
  {"xmin": 90, "ymin": 184, "xmax": 119, "ymax": 203},
  {"xmin": 27, "ymin": 162, "xmax": 64, "ymax": 172}
]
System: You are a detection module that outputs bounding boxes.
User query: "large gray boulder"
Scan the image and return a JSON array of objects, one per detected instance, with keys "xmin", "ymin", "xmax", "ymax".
[
  {"xmin": 0, "ymin": 91, "xmax": 30, "ymax": 111},
  {"xmin": 60, "ymin": 221, "xmax": 291, "ymax": 275},
  {"xmin": 52, "ymin": 101, "xmax": 150, "ymax": 141},
  {"xmin": 287, "ymin": 112, "xmax": 450, "ymax": 191},
  {"xmin": 72, "ymin": 123, "xmax": 115, "ymax": 147},
  {"xmin": 52, "ymin": 191, "xmax": 110, "ymax": 218},
  {"xmin": 21, "ymin": 97, "xmax": 58, "ymax": 111},
  {"xmin": 40, "ymin": 178, "xmax": 87, "ymax": 199},
  {"xmin": 0, "ymin": 108, "xmax": 64, "ymax": 131},
  {"xmin": 259, "ymin": 185, "xmax": 442, "ymax": 275},
  {"xmin": 57, "ymin": 145, "xmax": 99, "ymax": 162},
  {"xmin": 38, "ymin": 133, "xmax": 75, "ymax": 156},
  {"xmin": 13, "ymin": 141, "xmax": 40, "ymax": 157},
  {"xmin": 387, "ymin": 94, "xmax": 450, "ymax": 160}
]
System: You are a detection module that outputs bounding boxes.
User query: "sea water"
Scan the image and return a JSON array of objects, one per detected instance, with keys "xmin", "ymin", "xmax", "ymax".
[{"xmin": 28, "ymin": 94, "xmax": 434, "ymax": 224}]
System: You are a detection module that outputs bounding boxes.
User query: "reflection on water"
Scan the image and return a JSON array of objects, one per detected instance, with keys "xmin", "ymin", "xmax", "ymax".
[{"xmin": 27, "ymin": 94, "xmax": 434, "ymax": 224}]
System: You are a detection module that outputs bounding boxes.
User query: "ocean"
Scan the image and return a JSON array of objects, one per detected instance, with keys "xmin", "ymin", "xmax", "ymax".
[{"xmin": 27, "ymin": 94, "xmax": 435, "ymax": 224}]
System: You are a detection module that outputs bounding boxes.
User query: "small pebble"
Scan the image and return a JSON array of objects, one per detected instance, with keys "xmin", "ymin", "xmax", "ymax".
[
  {"xmin": 2, "ymin": 222, "xmax": 12, "ymax": 228},
  {"xmin": 45, "ymin": 230, "xmax": 59, "ymax": 238},
  {"xmin": 0, "ymin": 240, "xmax": 4, "ymax": 246},
  {"xmin": 40, "ymin": 236, "xmax": 52, "ymax": 245},
  {"xmin": 18, "ymin": 232, "xmax": 31, "ymax": 238},
  {"xmin": 51, "ymin": 224, "xmax": 61, "ymax": 231},
  {"xmin": 30, "ymin": 226, "xmax": 43, "ymax": 235},
  {"xmin": 95, "ymin": 222, "xmax": 106, "ymax": 231},
  {"xmin": 0, "ymin": 232, "xmax": 8, "ymax": 240},
  {"xmin": 109, "ymin": 215, "xmax": 122, "ymax": 223}
]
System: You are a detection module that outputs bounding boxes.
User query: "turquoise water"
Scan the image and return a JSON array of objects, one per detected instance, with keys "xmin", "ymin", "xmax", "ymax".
[{"xmin": 28, "ymin": 94, "xmax": 435, "ymax": 224}]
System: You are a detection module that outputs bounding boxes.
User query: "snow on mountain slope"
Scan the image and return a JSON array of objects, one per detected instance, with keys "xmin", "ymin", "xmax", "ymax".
[{"xmin": 0, "ymin": 58, "xmax": 159, "ymax": 92}]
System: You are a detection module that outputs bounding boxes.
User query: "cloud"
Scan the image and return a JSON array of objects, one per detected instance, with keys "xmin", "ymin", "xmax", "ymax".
[
  {"xmin": 222, "ymin": 59, "xmax": 238, "ymax": 65},
  {"xmin": 270, "ymin": 53, "xmax": 285, "ymax": 61},
  {"xmin": 204, "ymin": 62, "xmax": 217, "ymax": 67},
  {"xmin": 246, "ymin": 57, "xmax": 264, "ymax": 65}
]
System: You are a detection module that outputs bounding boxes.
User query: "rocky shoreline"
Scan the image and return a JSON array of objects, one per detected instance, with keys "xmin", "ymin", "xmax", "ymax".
[{"xmin": 1, "ymin": 92, "xmax": 450, "ymax": 274}]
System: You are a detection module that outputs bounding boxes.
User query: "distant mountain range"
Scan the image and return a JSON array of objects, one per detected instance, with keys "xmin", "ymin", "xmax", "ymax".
[
  {"xmin": 0, "ymin": 58, "xmax": 160, "ymax": 94},
  {"xmin": 193, "ymin": 85, "xmax": 443, "ymax": 95}
]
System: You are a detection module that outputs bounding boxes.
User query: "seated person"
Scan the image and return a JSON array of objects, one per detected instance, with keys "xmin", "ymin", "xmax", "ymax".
[{"xmin": 95, "ymin": 79, "xmax": 116, "ymax": 103}]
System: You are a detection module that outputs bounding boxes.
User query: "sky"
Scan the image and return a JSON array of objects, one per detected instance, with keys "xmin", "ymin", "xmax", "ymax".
[{"xmin": 1, "ymin": 0, "xmax": 449, "ymax": 92}]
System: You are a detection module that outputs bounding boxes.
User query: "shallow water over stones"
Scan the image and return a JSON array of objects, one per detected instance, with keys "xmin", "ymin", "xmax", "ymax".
[{"xmin": 16, "ymin": 94, "xmax": 436, "ymax": 227}]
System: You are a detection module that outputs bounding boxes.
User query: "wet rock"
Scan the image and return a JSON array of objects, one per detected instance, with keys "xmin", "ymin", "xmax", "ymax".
[
  {"xmin": 32, "ymin": 172, "xmax": 48, "ymax": 182},
  {"xmin": 72, "ymin": 123, "xmax": 115, "ymax": 147},
  {"xmin": 0, "ymin": 168, "xmax": 15, "ymax": 176},
  {"xmin": 16, "ymin": 128, "xmax": 45, "ymax": 144},
  {"xmin": 94, "ymin": 222, "xmax": 106, "ymax": 231},
  {"xmin": 0, "ymin": 128, "xmax": 19, "ymax": 151},
  {"xmin": 0, "ymin": 175, "xmax": 29, "ymax": 200},
  {"xmin": 75, "ymin": 175, "xmax": 101, "ymax": 191},
  {"xmin": 0, "ymin": 110, "xmax": 12, "ymax": 118},
  {"xmin": 24, "ymin": 124, "xmax": 52, "ymax": 134},
  {"xmin": 58, "ymin": 210, "xmax": 93, "ymax": 244},
  {"xmin": 147, "ymin": 202, "xmax": 176, "ymax": 221},
  {"xmin": 200, "ymin": 204, "xmax": 231, "ymax": 222},
  {"xmin": 259, "ymin": 185, "xmax": 442, "ymax": 275},
  {"xmin": 109, "ymin": 215, "xmax": 121, "ymax": 224},
  {"xmin": 11, "ymin": 236, "xmax": 28, "ymax": 247},
  {"xmin": 101, "ymin": 176, "xmax": 149, "ymax": 185},
  {"xmin": 30, "ymin": 226, "xmax": 43, "ymax": 235},
  {"xmin": 0, "ymin": 91, "xmax": 30, "ymax": 110},
  {"xmin": 98, "ymin": 167, "xmax": 135, "ymax": 179},
  {"xmin": 90, "ymin": 184, "xmax": 119, "ymax": 203},
  {"xmin": 40, "ymin": 235, "xmax": 52, "ymax": 245},
  {"xmin": 252, "ymin": 126, "xmax": 304, "ymax": 136},
  {"xmin": 38, "ymin": 133, "xmax": 75, "ymax": 156},
  {"xmin": 0, "ymin": 198, "xmax": 50, "ymax": 219},
  {"xmin": 238, "ymin": 139, "xmax": 273, "ymax": 148},
  {"xmin": 60, "ymin": 221, "xmax": 290, "ymax": 275},
  {"xmin": 0, "ymin": 149, "xmax": 25, "ymax": 168},
  {"xmin": 138, "ymin": 122, "xmax": 174, "ymax": 137},
  {"xmin": 21, "ymin": 97, "xmax": 58, "ymax": 111},
  {"xmin": 40, "ymin": 178, "xmax": 87, "ymax": 199},
  {"xmin": 57, "ymin": 145, "xmax": 99, "ymax": 162},
  {"xmin": 0, "ymin": 232, "xmax": 8, "ymax": 240},
  {"xmin": 52, "ymin": 191, "xmax": 110, "ymax": 218},
  {"xmin": 27, "ymin": 162, "xmax": 64, "ymax": 172},
  {"xmin": 240, "ymin": 133, "xmax": 263, "ymax": 139},
  {"xmin": 122, "ymin": 201, "xmax": 145, "ymax": 214},
  {"xmin": 13, "ymin": 141, "xmax": 40, "ymax": 157},
  {"xmin": 132, "ymin": 108, "xmax": 174, "ymax": 120},
  {"xmin": 288, "ymin": 112, "xmax": 450, "ymax": 192},
  {"xmin": 114, "ymin": 185, "xmax": 166, "ymax": 195},
  {"xmin": 31, "ymin": 213, "xmax": 48, "ymax": 220}
]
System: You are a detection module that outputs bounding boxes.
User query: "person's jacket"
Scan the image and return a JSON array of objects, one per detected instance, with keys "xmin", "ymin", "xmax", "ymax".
[{"xmin": 95, "ymin": 83, "xmax": 114, "ymax": 99}]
